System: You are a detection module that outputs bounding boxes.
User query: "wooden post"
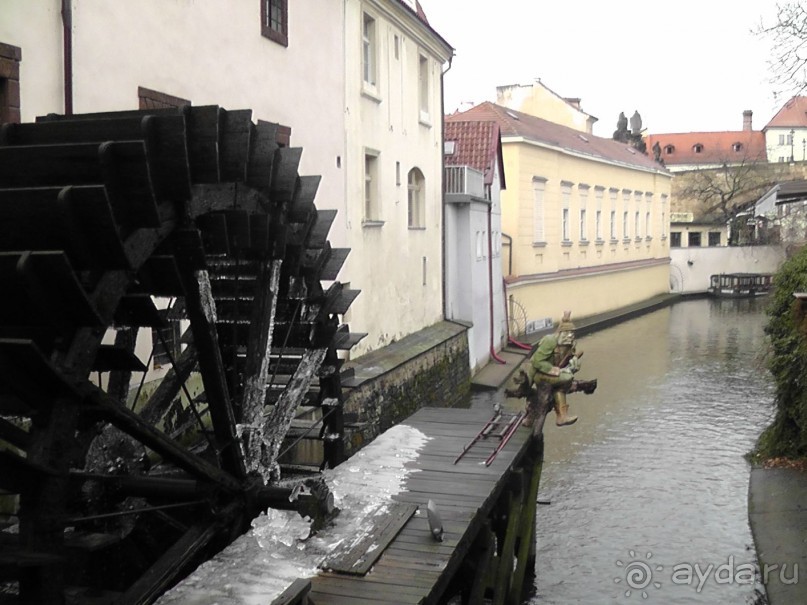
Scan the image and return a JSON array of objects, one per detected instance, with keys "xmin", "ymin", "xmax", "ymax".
[
  {"xmin": 509, "ymin": 436, "xmax": 544, "ymax": 604},
  {"xmin": 492, "ymin": 470, "xmax": 523, "ymax": 605},
  {"xmin": 468, "ymin": 522, "xmax": 497, "ymax": 604}
]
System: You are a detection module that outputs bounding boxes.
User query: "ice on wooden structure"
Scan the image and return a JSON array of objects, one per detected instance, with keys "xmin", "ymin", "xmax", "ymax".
[{"xmin": 156, "ymin": 423, "xmax": 429, "ymax": 605}]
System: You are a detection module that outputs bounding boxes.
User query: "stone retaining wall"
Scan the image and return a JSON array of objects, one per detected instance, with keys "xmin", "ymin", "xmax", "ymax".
[{"xmin": 341, "ymin": 322, "xmax": 471, "ymax": 457}]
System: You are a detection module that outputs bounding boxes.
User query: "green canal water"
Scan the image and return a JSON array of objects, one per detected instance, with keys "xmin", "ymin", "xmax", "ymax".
[{"xmin": 482, "ymin": 297, "xmax": 776, "ymax": 604}]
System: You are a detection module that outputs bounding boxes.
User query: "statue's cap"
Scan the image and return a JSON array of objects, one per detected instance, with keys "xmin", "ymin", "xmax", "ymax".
[{"xmin": 557, "ymin": 310, "xmax": 576, "ymax": 332}]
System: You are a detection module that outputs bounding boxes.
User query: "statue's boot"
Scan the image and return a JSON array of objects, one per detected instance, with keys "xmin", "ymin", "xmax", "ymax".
[
  {"xmin": 570, "ymin": 378, "xmax": 598, "ymax": 395},
  {"xmin": 522, "ymin": 408, "xmax": 536, "ymax": 428},
  {"xmin": 554, "ymin": 391, "xmax": 578, "ymax": 426}
]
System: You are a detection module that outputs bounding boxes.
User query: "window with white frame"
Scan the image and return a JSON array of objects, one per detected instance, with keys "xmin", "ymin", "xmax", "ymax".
[
  {"xmin": 595, "ymin": 187, "xmax": 604, "ymax": 240},
  {"xmin": 635, "ymin": 211, "xmax": 641, "ymax": 238},
  {"xmin": 418, "ymin": 54, "xmax": 430, "ymax": 122},
  {"xmin": 532, "ymin": 177, "xmax": 546, "ymax": 243},
  {"xmin": 661, "ymin": 194, "xmax": 668, "ymax": 237},
  {"xmin": 562, "ymin": 208, "xmax": 570, "ymax": 241},
  {"xmin": 609, "ymin": 188, "xmax": 618, "ymax": 239},
  {"xmin": 476, "ymin": 231, "xmax": 485, "ymax": 260},
  {"xmin": 407, "ymin": 167, "xmax": 425, "ymax": 228},
  {"xmin": 579, "ymin": 185, "xmax": 589, "ymax": 241},
  {"xmin": 580, "ymin": 209, "xmax": 587, "ymax": 241},
  {"xmin": 622, "ymin": 190, "xmax": 631, "ymax": 239},
  {"xmin": 364, "ymin": 152, "xmax": 380, "ymax": 222},
  {"xmin": 561, "ymin": 182, "xmax": 572, "ymax": 242},
  {"xmin": 646, "ymin": 212, "xmax": 651, "ymax": 237},
  {"xmin": 362, "ymin": 13, "xmax": 377, "ymax": 89}
]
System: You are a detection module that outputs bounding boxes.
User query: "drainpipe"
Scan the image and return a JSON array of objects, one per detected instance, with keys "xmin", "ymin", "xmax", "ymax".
[
  {"xmin": 502, "ymin": 232, "xmax": 513, "ymax": 276},
  {"xmin": 488, "ymin": 201, "xmax": 505, "ymax": 364},
  {"xmin": 61, "ymin": 0, "xmax": 73, "ymax": 115},
  {"xmin": 440, "ymin": 55, "xmax": 453, "ymax": 321}
]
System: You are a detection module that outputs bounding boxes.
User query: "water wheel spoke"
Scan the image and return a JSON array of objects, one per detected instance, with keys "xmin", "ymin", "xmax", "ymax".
[
  {"xmin": 172, "ymin": 228, "xmax": 246, "ymax": 480},
  {"xmin": 83, "ymin": 382, "xmax": 241, "ymax": 492}
]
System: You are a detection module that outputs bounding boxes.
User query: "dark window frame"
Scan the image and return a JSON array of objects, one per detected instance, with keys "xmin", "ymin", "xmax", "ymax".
[
  {"xmin": 138, "ymin": 86, "xmax": 190, "ymax": 110},
  {"xmin": 0, "ymin": 42, "xmax": 22, "ymax": 125},
  {"xmin": 670, "ymin": 232, "xmax": 682, "ymax": 247},
  {"xmin": 261, "ymin": 0, "xmax": 288, "ymax": 47}
]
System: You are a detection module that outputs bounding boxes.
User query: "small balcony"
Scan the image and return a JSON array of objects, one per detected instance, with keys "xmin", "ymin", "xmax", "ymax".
[{"xmin": 444, "ymin": 165, "xmax": 485, "ymax": 203}]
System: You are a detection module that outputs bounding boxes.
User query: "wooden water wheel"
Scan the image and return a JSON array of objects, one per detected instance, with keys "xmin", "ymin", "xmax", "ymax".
[{"xmin": 0, "ymin": 106, "xmax": 364, "ymax": 604}]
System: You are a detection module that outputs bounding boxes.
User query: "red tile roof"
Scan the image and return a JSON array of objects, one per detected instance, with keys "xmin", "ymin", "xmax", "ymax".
[
  {"xmin": 443, "ymin": 119, "xmax": 505, "ymax": 188},
  {"xmin": 765, "ymin": 96, "xmax": 807, "ymax": 129},
  {"xmin": 449, "ymin": 102, "xmax": 666, "ymax": 172},
  {"xmin": 644, "ymin": 131, "xmax": 767, "ymax": 167}
]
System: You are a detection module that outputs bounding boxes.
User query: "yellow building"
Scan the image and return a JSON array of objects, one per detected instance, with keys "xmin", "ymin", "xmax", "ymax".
[{"xmin": 452, "ymin": 101, "xmax": 673, "ymax": 333}]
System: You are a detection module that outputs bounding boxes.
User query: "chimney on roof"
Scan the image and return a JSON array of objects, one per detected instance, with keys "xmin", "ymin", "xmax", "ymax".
[{"xmin": 743, "ymin": 110, "xmax": 753, "ymax": 131}]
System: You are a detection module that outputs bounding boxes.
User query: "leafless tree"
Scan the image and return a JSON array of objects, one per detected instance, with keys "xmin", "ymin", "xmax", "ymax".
[
  {"xmin": 757, "ymin": 2, "xmax": 807, "ymax": 99},
  {"xmin": 676, "ymin": 158, "xmax": 774, "ymax": 222}
]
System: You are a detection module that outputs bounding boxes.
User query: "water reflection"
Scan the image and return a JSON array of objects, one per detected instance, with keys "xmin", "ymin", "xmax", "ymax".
[{"xmin": 480, "ymin": 298, "xmax": 775, "ymax": 604}]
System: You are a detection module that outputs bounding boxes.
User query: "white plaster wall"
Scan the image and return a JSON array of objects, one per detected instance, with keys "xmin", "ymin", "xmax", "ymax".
[
  {"xmin": 1, "ymin": 1, "xmax": 346, "ymax": 241},
  {"xmin": 2, "ymin": 0, "xmax": 454, "ymax": 363},
  {"xmin": 69, "ymin": 0, "xmax": 347, "ymax": 239},
  {"xmin": 444, "ymin": 162, "xmax": 506, "ymax": 372},
  {"xmin": 0, "ymin": 1, "xmax": 65, "ymax": 118},
  {"xmin": 343, "ymin": 0, "xmax": 451, "ymax": 355},
  {"xmin": 669, "ymin": 245, "xmax": 786, "ymax": 294}
]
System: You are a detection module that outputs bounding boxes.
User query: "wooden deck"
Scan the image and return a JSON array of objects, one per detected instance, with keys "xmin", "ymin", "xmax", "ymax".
[{"xmin": 308, "ymin": 406, "xmax": 537, "ymax": 605}]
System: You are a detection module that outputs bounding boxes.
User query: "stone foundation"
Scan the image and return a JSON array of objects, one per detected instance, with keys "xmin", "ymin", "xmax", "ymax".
[{"xmin": 341, "ymin": 321, "xmax": 471, "ymax": 457}]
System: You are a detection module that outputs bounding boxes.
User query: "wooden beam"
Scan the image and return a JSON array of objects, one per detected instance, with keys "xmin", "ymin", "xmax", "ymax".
[
  {"xmin": 239, "ymin": 259, "xmax": 282, "ymax": 473},
  {"xmin": 115, "ymin": 518, "xmax": 224, "ymax": 605},
  {"xmin": 508, "ymin": 441, "xmax": 544, "ymax": 604},
  {"xmin": 137, "ymin": 342, "xmax": 197, "ymax": 425},
  {"xmin": 173, "ymin": 228, "xmax": 246, "ymax": 480},
  {"xmin": 82, "ymin": 381, "xmax": 240, "ymax": 492},
  {"xmin": 261, "ymin": 348, "xmax": 327, "ymax": 475}
]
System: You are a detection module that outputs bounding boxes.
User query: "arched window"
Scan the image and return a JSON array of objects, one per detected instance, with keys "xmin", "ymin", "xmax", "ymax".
[
  {"xmin": 664, "ymin": 145, "xmax": 675, "ymax": 154},
  {"xmin": 733, "ymin": 142, "xmax": 743, "ymax": 152},
  {"xmin": 408, "ymin": 167, "xmax": 425, "ymax": 228},
  {"xmin": 693, "ymin": 143, "xmax": 704, "ymax": 153}
]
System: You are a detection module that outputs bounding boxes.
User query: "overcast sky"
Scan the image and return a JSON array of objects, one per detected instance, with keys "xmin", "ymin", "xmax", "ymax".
[{"xmin": 420, "ymin": 0, "xmax": 787, "ymax": 138}]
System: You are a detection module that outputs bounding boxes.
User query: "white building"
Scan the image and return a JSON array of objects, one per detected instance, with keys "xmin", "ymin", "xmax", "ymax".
[
  {"xmin": 443, "ymin": 118, "xmax": 506, "ymax": 372},
  {"xmin": 0, "ymin": 0, "xmax": 453, "ymax": 367},
  {"xmin": 343, "ymin": 0, "xmax": 453, "ymax": 355}
]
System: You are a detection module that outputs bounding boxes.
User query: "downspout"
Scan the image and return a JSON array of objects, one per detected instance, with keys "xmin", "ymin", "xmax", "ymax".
[
  {"xmin": 61, "ymin": 0, "xmax": 73, "ymax": 115},
  {"xmin": 440, "ymin": 55, "xmax": 453, "ymax": 321},
  {"xmin": 488, "ymin": 202, "xmax": 505, "ymax": 364},
  {"xmin": 501, "ymin": 232, "xmax": 513, "ymax": 276}
]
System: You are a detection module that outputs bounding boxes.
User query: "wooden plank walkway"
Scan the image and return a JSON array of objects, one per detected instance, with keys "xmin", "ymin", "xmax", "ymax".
[{"xmin": 308, "ymin": 406, "xmax": 533, "ymax": 605}]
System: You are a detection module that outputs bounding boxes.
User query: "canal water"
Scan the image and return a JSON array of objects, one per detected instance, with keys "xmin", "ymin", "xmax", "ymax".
[{"xmin": 480, "ymin": 297, "xmax": 776, "ymax": 604}]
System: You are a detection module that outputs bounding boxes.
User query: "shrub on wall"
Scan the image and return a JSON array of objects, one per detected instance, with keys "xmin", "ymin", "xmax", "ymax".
[{"xmin": 755, "ymin": 246, "xmax": 807, "ymax": 459}]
